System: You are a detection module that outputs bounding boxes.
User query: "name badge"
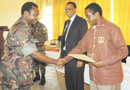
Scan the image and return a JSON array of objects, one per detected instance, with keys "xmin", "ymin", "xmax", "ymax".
[{"xmin": 98, "ymin": 37, "xmax": 104, "ymax": 44}]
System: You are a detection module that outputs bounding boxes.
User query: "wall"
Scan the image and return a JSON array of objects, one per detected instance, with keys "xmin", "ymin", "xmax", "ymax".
[
  {"xmin": 0, "ymin": 0, "xmax": 33, "ymax": 39},
  {"xmin": 0, "ymin": 0, "xmax": 52, "ymax": 39}
]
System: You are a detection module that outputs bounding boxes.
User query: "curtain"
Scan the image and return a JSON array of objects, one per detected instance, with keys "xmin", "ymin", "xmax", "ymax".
[
  {"xmin": 94, "ymin": 0, "xmax": 111, "ymax": 21},
  {"xmin": 113, "ymin": 0, "xmax": 130, "ymax": 45},
  {"xmin": 76, "ymin": 0, "xmax": 96, "ymax": 17},
  {"xmin": 34, "ymin": 0, "xmax": 47, "ymax": 20},
  {"xmin": 53, "ymin": 0, "xmax": 111, "ymax": 39},
  {"xmin": 76, "ymin": 0, "xmax": 110, "ymax": 28},
  {"xmin": 52, "ymin": 0, "xmax": 74, "ymax": 39},
  {"xmin": 76, "ymin": 0, "xmax": 95, "ymax": 28}
]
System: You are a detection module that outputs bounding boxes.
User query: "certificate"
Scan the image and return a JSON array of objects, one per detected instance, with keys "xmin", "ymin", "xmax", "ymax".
[{"xmin": 68, "ymin": 54, "xmax": 95, "ymax": 62}]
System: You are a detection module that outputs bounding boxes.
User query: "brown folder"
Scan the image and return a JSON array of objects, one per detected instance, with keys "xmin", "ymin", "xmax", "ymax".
[{"xmin": 69, "ymin": 54, "xmax": 95, "ymax": 62}]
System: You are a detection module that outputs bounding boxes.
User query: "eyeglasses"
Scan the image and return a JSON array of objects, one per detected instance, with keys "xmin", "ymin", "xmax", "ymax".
[{"xmin": 64, "ymin": 8, "xmax": 74, "ymax": 11}]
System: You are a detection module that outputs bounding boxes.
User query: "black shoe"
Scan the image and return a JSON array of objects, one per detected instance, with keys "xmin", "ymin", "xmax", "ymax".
[
  {"xmin": 39, "ymin": 79, "xmax": 46, "ymax": 85},
  {"xmin": 33, "ymin": 72, "xmax": 40, "ymax": 82},
  {"xmin": 39, "ymin": 72, "xmax": 46, "ymax": 85}
]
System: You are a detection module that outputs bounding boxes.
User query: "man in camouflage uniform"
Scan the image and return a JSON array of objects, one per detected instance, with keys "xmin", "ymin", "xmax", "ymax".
[
  {"xmin": 0, "ymin": 2, "xmax": 63, "ymax": 90},
  {"xmin": 31, "ymin": 21, "xmax": 48, "ymax": 85}
]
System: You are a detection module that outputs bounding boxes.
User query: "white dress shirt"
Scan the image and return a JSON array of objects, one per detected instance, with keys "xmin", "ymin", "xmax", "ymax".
[{"xmin": 63, "ymin": 14, "xmax": 76, "ymax": 50}]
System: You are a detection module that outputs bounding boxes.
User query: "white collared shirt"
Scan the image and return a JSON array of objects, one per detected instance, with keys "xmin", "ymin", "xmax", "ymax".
[{"xmin": 63, "ymin": 14, "xmax": 76, "ymax": 50}]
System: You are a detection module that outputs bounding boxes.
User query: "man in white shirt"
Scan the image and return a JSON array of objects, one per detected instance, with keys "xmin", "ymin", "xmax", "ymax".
[{"xmin": 60, "ymin": 2, "xmax": 88, "ymax": 90}]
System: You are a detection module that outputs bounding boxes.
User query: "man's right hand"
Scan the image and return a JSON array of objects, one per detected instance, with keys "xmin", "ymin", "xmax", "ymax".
[
  {"xmin": 55, "ymin": 60, "xmax": 63, "ymax": 67},
  {"xmin": 55, "ymin": 58, "xmax": 66, "ymax": 67}
]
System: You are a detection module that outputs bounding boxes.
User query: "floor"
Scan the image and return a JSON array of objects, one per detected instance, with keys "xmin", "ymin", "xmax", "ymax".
[{"xmin": 0, "ymin": 65, "xmax": 90, "ymax": 90}]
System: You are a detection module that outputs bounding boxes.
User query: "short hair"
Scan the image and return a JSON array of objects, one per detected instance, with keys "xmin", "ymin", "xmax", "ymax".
[
  {"xmin": 66, "ymin": 2, "xmax": 77, "ymax": 8},
  {"xmin": 21, "ymin": 2, "xmax": 38, "ymax": 15},
  {"xmin": 85, "ymin": 3, "xmax": 102, "ymax": 17}
]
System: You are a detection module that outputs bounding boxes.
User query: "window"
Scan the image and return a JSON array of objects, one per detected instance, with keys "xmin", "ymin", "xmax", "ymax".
[{"xmin": 40, "ymin": 6, "xmax": 52, "ymax": 40}]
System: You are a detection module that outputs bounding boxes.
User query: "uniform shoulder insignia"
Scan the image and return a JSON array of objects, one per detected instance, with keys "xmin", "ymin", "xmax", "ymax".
[{"xmin": 43, "ymin": 27, "xmax": 47, "ymax": 30}]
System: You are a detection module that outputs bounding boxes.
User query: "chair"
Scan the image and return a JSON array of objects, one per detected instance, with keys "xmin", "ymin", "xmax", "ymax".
[
  {"xmin": 49, "ymin": 36, "xmax": 62, "ymax": 46},
  {"xmin": 57, "ymin": 36, "xmax": 62, "ymax": 41},
  {"xmin": 49, "ymin": 39, "xmax": 57, "ymax": 45},
  {"xmin": 122, "ymin": 45, "xmax": 130, "ymax": 63}
]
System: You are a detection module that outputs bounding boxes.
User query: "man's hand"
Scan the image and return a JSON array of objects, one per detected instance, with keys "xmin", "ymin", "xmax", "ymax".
[
  {"xmin": 77, "ymin": 61, "xmax": 83, "ymax": 68},
  {"xmin": 55, "ymin": 58, "xmax": 66, "ymax": 67},
  {"xmin": 55, "ymin": 58, "xmax": 65, "ymax": 67},
  {"xmin": 92, "ymin": 60, "xmax": 103, "ymax": 68}
]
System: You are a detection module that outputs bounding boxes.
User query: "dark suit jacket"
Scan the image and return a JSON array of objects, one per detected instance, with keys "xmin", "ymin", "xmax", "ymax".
[{"xmin": 61, "ymin": 15, "xmax": 88, "ymax": 67}]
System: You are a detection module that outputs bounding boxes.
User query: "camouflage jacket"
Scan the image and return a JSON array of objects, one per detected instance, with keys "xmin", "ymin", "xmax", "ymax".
[
  {"xmin": 0, "ymin": 17, "xmax": 37, "ymax": 87},
  {"xmin": 31, "ymin": 22, "xmax": 48, "ymax": 54}
]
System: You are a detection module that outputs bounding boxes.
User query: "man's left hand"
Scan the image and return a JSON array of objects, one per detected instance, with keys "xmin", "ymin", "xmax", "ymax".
[
  {"xmin": 55, "ymin": 59, "xmax": 65, "ymax": 67},
  {"xmin": 92, "ymin": 60, "xmax": 103, "ymax": 67}
]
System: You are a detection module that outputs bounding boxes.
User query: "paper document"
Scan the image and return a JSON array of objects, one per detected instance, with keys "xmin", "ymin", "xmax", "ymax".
[{"xmin": 69, "ymin": 54, "xmax": 95, "ymax": 62}]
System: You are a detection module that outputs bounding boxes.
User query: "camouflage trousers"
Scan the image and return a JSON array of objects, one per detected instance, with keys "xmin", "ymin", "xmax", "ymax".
[
  {"xmin": 33, "ymin": 59, "xmax": 46, "ymax": 73},
  {"xmin": 0, "ymin": 63, "xmax": 33, "ymax": 90},
  {"xmin": 2, "ymin": 85, "xmax": 31, "ymax": 90}
]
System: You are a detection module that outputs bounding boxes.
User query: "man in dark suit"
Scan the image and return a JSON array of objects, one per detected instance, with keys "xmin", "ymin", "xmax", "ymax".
[{"xmin": 60, "ymin": 2, "xmax": 88, "ymax": 90}]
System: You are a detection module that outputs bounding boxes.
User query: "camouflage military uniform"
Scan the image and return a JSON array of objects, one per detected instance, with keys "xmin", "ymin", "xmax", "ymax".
[
  {"xmin": 0, "ymin": 17, "xmax": 37, "ymax": 90},
  {"xmin": 31, "ymin": 21, "xmax": 48, "ymax": 74}
]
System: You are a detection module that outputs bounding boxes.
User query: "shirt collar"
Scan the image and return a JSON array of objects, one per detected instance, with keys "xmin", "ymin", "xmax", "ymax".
[
  {"xmin": 69, "ymin": 14, "xmax": 76, "ymax": 22},
  {"xmin": 98, "ymin": 17, "xmax": 107, "ymax": 26},
  {"xmin": 20, "ymin": 17, "xmax": 32, "ymax": 29},
  {"xmin": 92, "ymin": 17, "xmax": 106, "ymax": 30}
]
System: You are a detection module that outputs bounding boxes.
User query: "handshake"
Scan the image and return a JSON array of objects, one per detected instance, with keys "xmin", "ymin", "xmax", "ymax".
[{"xmin": 55, "ymin": 58, "xmax": 66, "ymax": 67}]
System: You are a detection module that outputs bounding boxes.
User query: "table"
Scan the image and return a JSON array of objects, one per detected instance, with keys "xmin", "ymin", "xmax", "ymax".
[
  {"xmin": 45, "ymin": 46, "xmax": 60, "ymax": 52},
  {"xmin": 45, "ymin": 51, "xmax": 130, "ymax": 90}
]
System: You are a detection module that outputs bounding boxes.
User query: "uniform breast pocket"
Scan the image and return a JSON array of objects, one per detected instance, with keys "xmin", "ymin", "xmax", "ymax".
[
  {"xmin": 98, "ymin": 37, "xmax": 105, "ymax": 44},
  {"xmin": 96, "ymin": 37, "xmax": 107, "ymax": 53}
]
